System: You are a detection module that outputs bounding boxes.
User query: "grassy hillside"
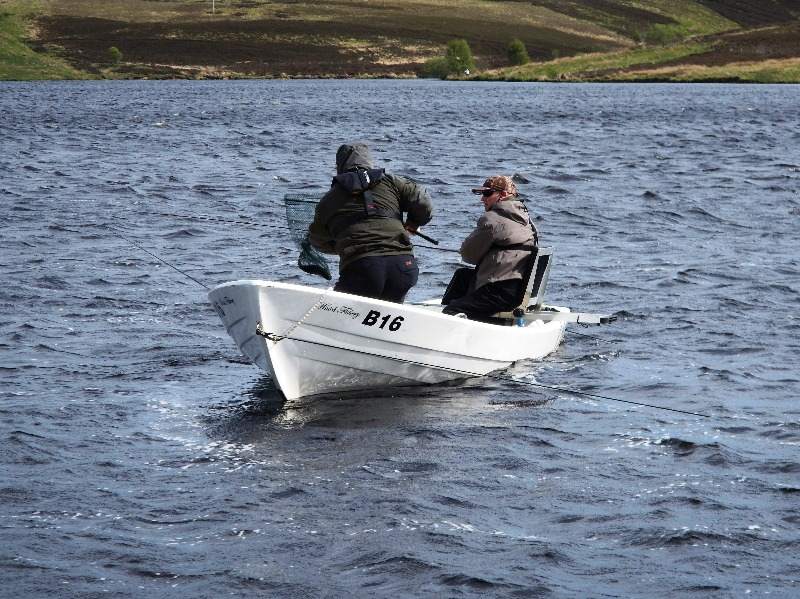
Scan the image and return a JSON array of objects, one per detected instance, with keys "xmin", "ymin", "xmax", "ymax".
[
  {"xmin": 484, "ymin": 19, "xmax": 800, "ymax": 82},
  {"xmin": 1, "ymin": 0, "xmax": 798, "ymax": 81},
  {"xmin": 0, "ymin": 1, "xmax": 88, "ymax": 80}
]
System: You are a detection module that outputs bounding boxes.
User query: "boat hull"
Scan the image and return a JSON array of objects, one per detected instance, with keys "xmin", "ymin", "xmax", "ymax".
[{"xmin": 209, "ymin": 280, "xmax": 566, "ymax": 399}]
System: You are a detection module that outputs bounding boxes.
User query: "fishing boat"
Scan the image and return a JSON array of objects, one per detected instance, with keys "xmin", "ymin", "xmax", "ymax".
[{"xmin": 209, "ymin": 248, "xmax": 613, "ymax": 399}]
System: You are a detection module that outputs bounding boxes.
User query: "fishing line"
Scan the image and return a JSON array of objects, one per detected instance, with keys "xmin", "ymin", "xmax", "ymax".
[
  {"xmin": 257, "ymin": 330, "xmax": 711, "ymax": 419},
  {"xmin": 102, "ymin": 223, "xmax": 210, "ymax": 290},
  {"xmin": 36, "ymin": 344, "xmax": 95, "ymax": 359},
  {"xmin": 152, "ymin": 210, "xmax": 459, "ymax": 253},
  {"xmin": 55, "ymin": 221, "xmax": 707, "ymax": 420},
  {"xmin": 565, "ymin": 329, "xmax": 618, "ymax": 342},
  {"xmin": 155, "ymin": 210, "xmax": 293, "ymax": 232}
]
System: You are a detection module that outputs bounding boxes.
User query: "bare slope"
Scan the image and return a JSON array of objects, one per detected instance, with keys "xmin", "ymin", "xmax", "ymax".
[
  {"xmin": 694, "ymin": 0, "xmax": 800, "ymax": 27},
  {"xmin": 2, "ymin": 0, "xmax": 799, "ymax": 81},
  {"xmin": 31, "ymin": 0, "xmax": 628, "ymax": 78}
]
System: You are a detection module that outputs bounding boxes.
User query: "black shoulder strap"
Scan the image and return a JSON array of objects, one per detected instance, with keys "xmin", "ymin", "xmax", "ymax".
[{"xmin": 517, "ymin": 200, "xmax": 539, "ymax": 245}]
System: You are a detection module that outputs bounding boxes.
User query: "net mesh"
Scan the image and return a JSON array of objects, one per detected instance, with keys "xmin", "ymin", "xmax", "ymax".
[
  {"xmin": 284, "ymin": 194, "xmax": 319, "ymax": 244},
  {"xmin": 284, "ymin": 193, "xmax": 332, "ymax": 280}
]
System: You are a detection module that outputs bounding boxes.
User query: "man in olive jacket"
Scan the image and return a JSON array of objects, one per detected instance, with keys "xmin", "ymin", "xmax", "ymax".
[
  {"xmin": 442, "ymin": 175, "xmax": 537, "ymax": 318},
  {"xmin": 308, "ymin": 142, "xmax": 433, "ymax": 303}
]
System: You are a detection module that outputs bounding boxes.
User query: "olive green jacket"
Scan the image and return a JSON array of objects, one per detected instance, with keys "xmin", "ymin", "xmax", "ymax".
[{"xmin": 308, "ymin": 174, "xmax": 433, "ymax": 270}]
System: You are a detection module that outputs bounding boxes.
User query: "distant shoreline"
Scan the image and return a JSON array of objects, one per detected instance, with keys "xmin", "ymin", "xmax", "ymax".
[
  {"xmin": 2, "ymin": 1, "xmax": 799, "ymax": 83},
  {"xmin": 4, "ymin": 76, "xmax": 798, "ymax": 84}
]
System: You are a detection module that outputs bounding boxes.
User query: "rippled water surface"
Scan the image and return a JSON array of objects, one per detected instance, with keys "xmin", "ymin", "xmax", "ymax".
[{"xmin": 2, "ymin": 80, "xmax": 799, "ymax": 597}]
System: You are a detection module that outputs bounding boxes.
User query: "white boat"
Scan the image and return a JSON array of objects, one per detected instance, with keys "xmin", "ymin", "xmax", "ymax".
[
  {"xmin": 209, "ymin": 280, "xmax": 571, "ymax": 399},
  {"xmin": 208, "ymin": 249, "xmax": 613, "ymax": 399}
]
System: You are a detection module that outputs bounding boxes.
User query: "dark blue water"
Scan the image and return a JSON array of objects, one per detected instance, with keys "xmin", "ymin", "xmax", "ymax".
[{"xmin": 1, "ymin": 80, "xmax": 799, "ymax": 597}]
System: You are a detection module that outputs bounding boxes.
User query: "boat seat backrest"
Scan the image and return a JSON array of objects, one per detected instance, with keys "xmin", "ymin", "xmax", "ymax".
[{"xmin": 492, "ymin": 246, "xmax": 553, "ymax": 319}]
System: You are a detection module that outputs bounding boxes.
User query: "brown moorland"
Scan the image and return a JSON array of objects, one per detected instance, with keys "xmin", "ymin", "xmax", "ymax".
[
  {"xmin": 670, "ymin": 21, "xmax": 800, "ymax": 67},
  {"xmin": 694, "ymin": 0, "xmax": 800, "ymax": 28},
  {"xmin": 5, "ymin": 0, "xmax": 800, "ymax": 80},
  {"xmin": 31, "ymin": 0, "xmax": 628, "ymax": 78}
]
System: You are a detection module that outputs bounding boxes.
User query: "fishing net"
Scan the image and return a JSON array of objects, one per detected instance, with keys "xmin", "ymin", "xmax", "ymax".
[{"xmin": 284, "ymin": 194, "xmax": 332, "ymax": 280}]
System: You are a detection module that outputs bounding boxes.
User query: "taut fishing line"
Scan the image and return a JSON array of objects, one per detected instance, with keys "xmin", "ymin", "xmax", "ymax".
[
  {"xmin": 150, "ymin": 209, "xmax": 457, "ymax": 253},
  {"xmin": 75, "ymin": 211, "xmax": 633, "ymax": 416},
  {"xmin": 256, "ymin": 330, "xmax": 712, "ymax": 419},
  {"xmin": 102, "ymin": 223, "xmax": 209, "ymax": 290}
]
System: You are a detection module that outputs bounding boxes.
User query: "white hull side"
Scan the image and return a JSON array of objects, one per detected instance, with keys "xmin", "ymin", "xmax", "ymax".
[{"xmin": 209, "ymin": 280, "xmax": 566, "ymax": 399}]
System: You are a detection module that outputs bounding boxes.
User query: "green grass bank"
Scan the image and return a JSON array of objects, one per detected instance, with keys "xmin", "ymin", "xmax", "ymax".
[{"xmin": 0, "ymin": 3, "xmax": 88, "ymax": 80}]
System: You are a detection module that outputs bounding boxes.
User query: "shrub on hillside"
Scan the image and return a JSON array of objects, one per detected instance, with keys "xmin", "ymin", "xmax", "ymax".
[
  {"xmin": 419, "ymin": 39, "xmax": 476, "ymax": 79},
  {"xmin": 419, "ymin": 57, "xmax": 450, "ymax": 79},
  {"xmin": 108, "ymin": 46, "xmax": 122, "ymax": 64},
  {"xmin": 445, "ymin": 39, "xmax": 475, "ymax": 76},
  {"xmin": 507, "ymin": 38, "xmax": 530, "ymax": 66}
]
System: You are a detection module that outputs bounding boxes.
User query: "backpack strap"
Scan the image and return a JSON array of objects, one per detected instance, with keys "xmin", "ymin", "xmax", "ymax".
[{"xmin": 328, "ymin": 171, "xmax": 402, "ymax": 237}]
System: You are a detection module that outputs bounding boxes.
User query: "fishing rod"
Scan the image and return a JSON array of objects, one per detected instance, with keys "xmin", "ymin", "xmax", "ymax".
[
  {"xmin": 410, "ymin": 229, "xmax": 439, "ymax": 245},
  {"xmin": 102, "ymin": 223, "xmax": 209, "ymax": 290},
  {"xmin": 256, "ymin": 329, "xmax": 711, "ymax": 419}
]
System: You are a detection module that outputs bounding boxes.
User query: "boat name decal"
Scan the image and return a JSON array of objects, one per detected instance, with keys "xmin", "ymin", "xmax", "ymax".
[
  {"xmin": 319, "ymin": 302, "xmax": 361, "ymax": 319},
  {"xmin": 212, "ymin": 296, "xmax": 234, "ymax": 319},
  {"xmin": 361, "ymin": 310, "xmax": 404, "ymax": 332}
]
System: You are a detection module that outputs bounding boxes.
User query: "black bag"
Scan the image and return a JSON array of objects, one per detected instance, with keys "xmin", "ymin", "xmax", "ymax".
[{"xmin": 441, "ymin": 267, "xmax": 476, "ymax": 305}]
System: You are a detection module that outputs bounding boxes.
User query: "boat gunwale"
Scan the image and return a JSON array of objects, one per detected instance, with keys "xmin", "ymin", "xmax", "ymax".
[{"xmin": 209, "ymin": 279, "xmax": 570, "ymax": 329}]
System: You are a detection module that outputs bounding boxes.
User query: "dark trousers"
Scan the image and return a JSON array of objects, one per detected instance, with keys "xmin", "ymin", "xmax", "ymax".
[
  {"xmin": 335, "ymin": 254, "xmax": 419, "ymax": 303},
  {"xmin": 442, "ymin": 276, "xmax": 522, "ymax": 319}
]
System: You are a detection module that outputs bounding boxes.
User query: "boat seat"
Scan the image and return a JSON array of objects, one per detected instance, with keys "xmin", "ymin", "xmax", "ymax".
[{"xmin": 492, "ymin": 246, "xmax": 553, "ymax": 320}]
